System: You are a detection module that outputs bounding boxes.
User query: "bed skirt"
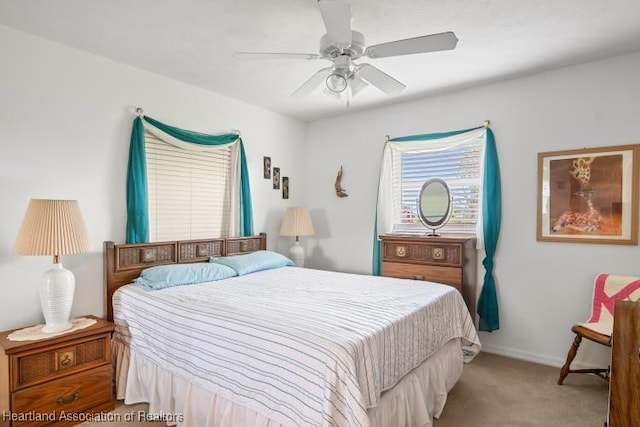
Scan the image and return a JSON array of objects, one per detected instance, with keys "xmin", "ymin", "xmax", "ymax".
[{"xmin": 113, "ymin": 339, "xmax": 463, "ymax": 427}]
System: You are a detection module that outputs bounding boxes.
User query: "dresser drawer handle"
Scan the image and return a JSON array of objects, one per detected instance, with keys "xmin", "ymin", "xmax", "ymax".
[
  {"xmin": 57, "ymin": 350, "xmax": 75, "ymax": 370},
  {"xmin": 56, "ymin": 391, "xmax": 79, "ymax": 406},
  {"xmin": 412, "ymin": 275, "xmax": 425, "ymax": 280},
  {"xmin": 432, "ymin": 247, "xmax": 446, "ymax": 260},
  {"xmin": 396, "ymin": 246, "xmax": 407, "ymax": 257}
]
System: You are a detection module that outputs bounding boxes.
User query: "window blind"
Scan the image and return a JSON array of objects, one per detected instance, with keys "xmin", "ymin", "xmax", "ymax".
[
  {"xmin": 394, "ymin": 138, "xmax": 483, "ymax": 234},
  {"xmin": 145, "ymin": 131, "xmax": 232, "ymax": 241}
]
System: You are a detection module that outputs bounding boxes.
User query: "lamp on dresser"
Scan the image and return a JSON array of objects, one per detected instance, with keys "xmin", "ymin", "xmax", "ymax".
[
  {"xmin": 280, "ymin": 207, "xmax": 314, "ymax": 267},
  {"xmin": 14, "ymin": 199, "xmax": 91, "ymax": 333}
]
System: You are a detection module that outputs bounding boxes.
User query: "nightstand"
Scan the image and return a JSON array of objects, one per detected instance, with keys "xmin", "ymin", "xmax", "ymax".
[{"xmin": 0, "ymin": 315, "xmax": 115, "ymax": 427}]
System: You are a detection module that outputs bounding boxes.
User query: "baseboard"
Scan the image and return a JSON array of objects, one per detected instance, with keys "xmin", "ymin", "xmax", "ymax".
[
  {"xmin": 480, "ymin": 343, "xmax": 606, "ymax": 370},
  {"xmin": 480, "ymin": 344, "xmax": 564, "ymax": 367}
]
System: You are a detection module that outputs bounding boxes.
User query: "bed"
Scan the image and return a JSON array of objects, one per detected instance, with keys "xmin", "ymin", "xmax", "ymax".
[{"xmin": 104, "ymin": 234, "xmax": 480, "ymax": 427}]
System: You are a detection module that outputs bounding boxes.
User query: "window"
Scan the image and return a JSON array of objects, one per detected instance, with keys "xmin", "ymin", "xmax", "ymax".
[
  {"xmin": 393, "ymin": 136, "xmax": 483, "ymax": 234},
  {"xmin": 145, "ymin": 131, "xmax": 233, "ymax": 241}
]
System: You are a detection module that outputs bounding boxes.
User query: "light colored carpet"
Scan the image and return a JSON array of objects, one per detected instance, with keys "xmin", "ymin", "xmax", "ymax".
[
  {"xmin": 434, "ymin": 352, "xmax": 608, "ymax": 427},
  {"xmin": 83, "ymin": 352, "xmax": 608, "ymax": 426}
]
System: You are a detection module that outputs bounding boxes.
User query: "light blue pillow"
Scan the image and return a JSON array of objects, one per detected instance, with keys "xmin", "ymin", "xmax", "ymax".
[
  {"xmin": 135, "ymin": 262, "xmax": 238, "ymax": 290},
  {"xmin": 209, "ymin": 250, "xmax": 294, "ymax": 275}
]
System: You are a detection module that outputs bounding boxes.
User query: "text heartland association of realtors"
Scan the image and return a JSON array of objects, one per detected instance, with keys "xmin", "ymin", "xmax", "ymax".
[{"xmin": 2, "ymin": 410, "xmax": 184, "ymax": 423}]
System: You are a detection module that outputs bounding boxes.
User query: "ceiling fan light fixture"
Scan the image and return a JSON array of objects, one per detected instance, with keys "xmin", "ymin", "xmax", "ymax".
[
  {"xmin": 237, "ymin": 1, "xmax": 459, "ymax": 101},
  {"xmin": 326, "ymin": 72, "xmax": 348, "ymax": 93}
]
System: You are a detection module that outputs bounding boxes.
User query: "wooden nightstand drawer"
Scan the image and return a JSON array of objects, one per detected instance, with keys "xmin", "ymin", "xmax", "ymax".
[
  {"xmin": 14, "ymin": 334, "xmax": 109, "ymax": 390},
  {"xmin": 1, "ymin": 316, "xmax": 115, "ymax": 427},
  {"xmin": 12, "ymin": 365, "xmax": 113, "ymax": 427}
]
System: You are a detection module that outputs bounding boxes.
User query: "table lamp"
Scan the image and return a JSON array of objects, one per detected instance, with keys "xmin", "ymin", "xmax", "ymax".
[
  {"xmin": 280, "ymin": 207, "xmax": 314, "ymax": 267},
  {"xmin": 14, "ymin": 199, "xmax": 91, "ymax": 333}
]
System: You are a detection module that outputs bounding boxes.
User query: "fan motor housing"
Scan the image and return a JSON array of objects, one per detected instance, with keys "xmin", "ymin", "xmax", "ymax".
[{"xmin": 320, "ymin": 31, "xmax": 366, "ymax": 59}]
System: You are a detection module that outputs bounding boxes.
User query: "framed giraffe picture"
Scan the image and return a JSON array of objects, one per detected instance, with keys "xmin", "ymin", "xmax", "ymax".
[{"xmin": 537, "ymin": 144, "xmax": 640, "ymax": 244}]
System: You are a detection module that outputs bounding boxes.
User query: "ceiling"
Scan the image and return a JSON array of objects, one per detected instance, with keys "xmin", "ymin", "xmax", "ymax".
[{"xmin": 2, "ymin": 0, "xmax": 640, "ymax": 122}]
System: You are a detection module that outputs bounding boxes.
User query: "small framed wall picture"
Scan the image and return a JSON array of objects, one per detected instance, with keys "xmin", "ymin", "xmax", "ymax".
[
  {"xmin": 282, "ymin": 177, "xmax": 289, "ymax": 199},
  {"xmin": 263, "ymin": 156, "xmax": 271, "ymax": 179},
  {"xmin": 273, "ymin": 167, "xmax": 280, "ymax": 189}
]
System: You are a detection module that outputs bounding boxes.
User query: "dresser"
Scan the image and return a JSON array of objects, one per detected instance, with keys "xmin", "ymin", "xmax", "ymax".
[
  {"xmin": 0, "ymin": 316, "xmax": 115, "ymax": 427},
  {"xmin": 607, "ymin": 300, "xmax": 640, "ymax": 427},
  {"xmin": 379, "ymin": 234, "xmax": 477, "ymax": 315}
]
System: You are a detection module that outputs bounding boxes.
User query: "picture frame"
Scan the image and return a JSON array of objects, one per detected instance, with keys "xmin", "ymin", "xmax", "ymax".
[
  {"xmin": 537, "ymin": 144, "xmax": 639, "ymax": 245},
  {"xmin": 273, "ymin": 167, "xmax": 280, "ymax": 189},
  {"xmin": 282, "ymin": 176, "xmax": 289, "ymax": 199},
  {"xmin": 263, "ymin": 156, "xmax": 271, "ymax": 179}
]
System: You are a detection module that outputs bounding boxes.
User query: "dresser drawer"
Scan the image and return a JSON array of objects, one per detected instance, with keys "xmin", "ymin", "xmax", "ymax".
[
  {"xmin": 382, "ymin": 262, "xmax": 462, "ymax": 290},
  {"xmin": 382, "ymin": 241, "xmax": 462, "ymax": 266},
  {"xmin": 13, "ymin": 334, "xmax": 109, "ymax": 390},
  {"xmin": 12, "ymin": 365, "xmax": 113, "ymax": 427}
]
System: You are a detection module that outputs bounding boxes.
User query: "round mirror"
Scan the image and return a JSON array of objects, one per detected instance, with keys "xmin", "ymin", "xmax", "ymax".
[{"xmin": 417, "ymin": 178, "xmax": 452, "ymax": 236}]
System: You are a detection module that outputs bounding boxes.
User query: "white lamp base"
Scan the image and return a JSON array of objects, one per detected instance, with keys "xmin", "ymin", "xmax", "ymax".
[
  {"xmin": 289, "ymin": 241, "xmax": 306, "ymax": 267},
  {"xmin": 40, "ymin": 263, "xmax": 75, "ymax": 333}
]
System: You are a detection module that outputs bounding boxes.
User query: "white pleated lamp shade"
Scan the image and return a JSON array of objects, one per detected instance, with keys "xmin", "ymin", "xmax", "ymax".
[
  {"xmin": 14, "ymin": 199, "xmax": 91, "ymax": 333},
  {"xmin": 280, "ymin": 207, "xmax": 314, "ymax": 237},
  {"xmin": 280, "ymin": 207, "xmax": 314, "ymax": 268},
  {"xmin": 14, "ymin": 199, "xmax": 91, "ymax": 259}
]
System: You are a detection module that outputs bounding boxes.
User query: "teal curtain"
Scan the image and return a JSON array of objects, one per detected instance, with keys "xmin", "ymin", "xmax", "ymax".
[
  {"xmin": 126, "ymin": 117, "xmax": 148, "ymax": 243},
  {"xmin": 372, "ymin": 124, "xmax": 501, "ymax": 332},
  {"xmin": 372, "ymin": 214, "xmax": 381, "ymax": 275},
  {"xmin": 126, "ymin": 115, "xmax": 254, "ymax": 243},
  {"xmin": 477, "ymin": 128, "xmax": 501, "ymax": 332},
  {"xmin": 386, "ymin": 127, "xmax": 483, "ymax": 142}
]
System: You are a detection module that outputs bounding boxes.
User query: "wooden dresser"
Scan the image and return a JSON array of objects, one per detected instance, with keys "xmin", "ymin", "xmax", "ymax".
[
  {"xmin": 0, "ymin": 315, "xmax": 114, "ymax": 427},
  {"xmin": 607, "ymin": 300, "xmax": 640, "ymax": 427},
  {"xmin": 379, "ymin": 234, "xmax": 477, "ymax": 315}
]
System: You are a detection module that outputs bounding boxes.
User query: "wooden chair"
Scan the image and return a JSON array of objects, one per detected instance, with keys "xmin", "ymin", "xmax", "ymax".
[
  {"xmin": 558, "ymin": 324, "xmax": 611, "ymax": 384},
  {"xmin": 558, "ymin": 273, "xmax": 640, "ymax": 385}
]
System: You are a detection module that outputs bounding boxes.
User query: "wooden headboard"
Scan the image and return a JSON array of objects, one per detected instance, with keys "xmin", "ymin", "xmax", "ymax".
[{"xmin": 103, "ymin": 233, "xmax": 267, "ymax": 321}]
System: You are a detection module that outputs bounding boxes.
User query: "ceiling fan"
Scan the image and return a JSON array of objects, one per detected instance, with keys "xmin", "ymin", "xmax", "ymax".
[{"xmin": 233, "ymin": 0, "xmax": 458, "ymax": 100}]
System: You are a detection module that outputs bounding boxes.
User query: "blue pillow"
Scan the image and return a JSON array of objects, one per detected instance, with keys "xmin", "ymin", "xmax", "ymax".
[
  {"xmin": 135, "ymin": 263, "xmax": 238, "ymax": 290},
  {"xmin": 209, "ymin": 250, "xmax": 294, "ymax": 275}
]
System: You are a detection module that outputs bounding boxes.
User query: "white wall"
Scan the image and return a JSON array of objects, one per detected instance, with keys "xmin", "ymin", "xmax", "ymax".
[
  {"xmin": 0, "ymin": 25, "xmax": 308, "ymax": 331},
  {"xmin": 305, "ymin": 51, "xmax": 640, "ymax": 368}
]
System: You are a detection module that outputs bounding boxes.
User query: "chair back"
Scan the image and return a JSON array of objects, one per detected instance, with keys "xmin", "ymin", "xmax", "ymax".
[{"xmin": 580, "ymin": 273, "xmax": 640, "ymax": 336}]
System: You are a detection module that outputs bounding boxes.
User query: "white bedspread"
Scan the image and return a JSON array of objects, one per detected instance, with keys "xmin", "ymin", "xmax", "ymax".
[{"xmin": 113, "ymin": 267, "xmax": 480, "ymax": 427}]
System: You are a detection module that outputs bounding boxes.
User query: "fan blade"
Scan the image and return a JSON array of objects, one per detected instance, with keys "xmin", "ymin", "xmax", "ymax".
[
  {"xmin": 348, "ymin": 75, "xmax": 369, "ymax": 96},
  {"xmin": 291, "ymin": 67, "xmax": 332, "ymax": 98},
  {"xmin": 323, "ymin": 87, "xmax": 343, "ymax": 100},
  {"xmin": 364, "ymin": 31, "xmax": 458, "ymax": 59},
  {"xmin": 358, "ymin": 64, "xmax": 405, "ymax": 95},
  {"xmin": 233, "ymin": 52, "xmax": 320, "ymax": 60},
  {"xmin": 318, "ymin": 0, "xmax": 352, "ymax": 46}
]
